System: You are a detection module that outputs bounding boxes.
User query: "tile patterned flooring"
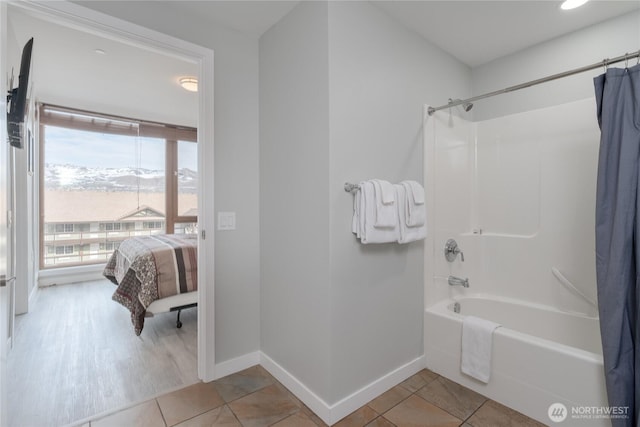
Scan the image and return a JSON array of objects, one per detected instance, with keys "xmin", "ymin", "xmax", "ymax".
[{"xmin": 78, "ymin": 365, "xmax": 546, "ymax": 427}]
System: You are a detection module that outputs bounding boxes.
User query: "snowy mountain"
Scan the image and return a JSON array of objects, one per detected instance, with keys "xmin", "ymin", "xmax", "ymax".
[{"xmin": 45, "ymin": 163, "xmax": 198, "ymax": 193}]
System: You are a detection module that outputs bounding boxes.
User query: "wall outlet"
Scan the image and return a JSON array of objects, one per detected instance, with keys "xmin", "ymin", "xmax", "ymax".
[{"xmin": 217, "ymin": 212, "xmax": 236, "ymax": 231}]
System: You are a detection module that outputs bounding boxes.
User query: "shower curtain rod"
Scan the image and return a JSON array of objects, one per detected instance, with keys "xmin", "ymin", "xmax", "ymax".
[{"xmin": 427, "ymin": 50, "xmax": 640, "ymax": 116}]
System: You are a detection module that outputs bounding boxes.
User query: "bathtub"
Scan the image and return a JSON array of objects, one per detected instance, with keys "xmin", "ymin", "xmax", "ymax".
[{"xmin": 424, "ymin": 295, "xmax": 608, "ymax": 427}]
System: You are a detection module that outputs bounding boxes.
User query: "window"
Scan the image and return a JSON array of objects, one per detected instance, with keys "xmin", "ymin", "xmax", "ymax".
[
  {"xmin": 143, "ymin": 221, "xmax": 162, "ymax": 229},
  {"xmin": 40, "ymin": 105, "xmax": 197, "ymax": 268},
  {"xmin": 101, "ymin": 223, "xmax": 122, "ymax": 232},
  {"xmin": 174, "ymin": 222, "xmax": 198, "ymax": 235},
  {"xmin": 54, "ymin": 224, "xmax": 74, "ymax": 233},
  {"xmin": 76, "ymin": 223, "xmax": 90, "ymax": 232},
  {"xmin": 54, "ymin": 245, "xmax": 74, "ymax": 255},
  {"xmin": 177, "ymin": 140, "xmax": 198, "ymax": 217},
  {"xmin": 165, "ymin": 139, "xmax": 198, "ymax": 233},
  {"xmin": 99, "ymin": 242, "xmax": 120, "ymax": 252}
]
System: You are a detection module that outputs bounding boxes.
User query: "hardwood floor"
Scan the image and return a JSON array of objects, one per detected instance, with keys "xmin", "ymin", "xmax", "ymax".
[{"xmin": 7, "ymin": 279, "xmax": 198, "ymax": 427}]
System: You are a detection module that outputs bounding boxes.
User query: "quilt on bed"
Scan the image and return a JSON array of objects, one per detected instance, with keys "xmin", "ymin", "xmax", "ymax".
[{"xmin": 103, "ymin": 234, "xmax": 198, "ymax": 335}]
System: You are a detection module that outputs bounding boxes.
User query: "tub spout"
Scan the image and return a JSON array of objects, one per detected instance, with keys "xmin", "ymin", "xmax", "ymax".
[{"xmin": 448, "ymin": 275, "xmax": 469, "ymax": 288}]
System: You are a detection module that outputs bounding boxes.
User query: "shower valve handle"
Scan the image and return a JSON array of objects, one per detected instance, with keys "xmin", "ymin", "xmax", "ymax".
[{"xmin": 444, "ymin": 239, "xmax": 464, "ymax": 262}]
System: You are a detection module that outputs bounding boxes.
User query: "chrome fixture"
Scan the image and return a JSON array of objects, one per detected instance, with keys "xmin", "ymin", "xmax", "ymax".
[
  {"xmin": 448, "ymin": 276, "xmax": 469, "ymax": 288},
  {"xmin": 344, "ymin": 182, "xmax": 360, "ymax": 192},
  {"xmin": 449, "ymin": 98, "xmax": 473, "ymax": 112},
  {"xmin": 453, "ymin": 302, "xmax": 461, "ymax": 313},
  {"xmin": 427, "ymin": 50, "xmax": 640, "ymax": 116},
  {"xmin": 444, "ymin": 239, "xmax": 464, "ymax": 262}
]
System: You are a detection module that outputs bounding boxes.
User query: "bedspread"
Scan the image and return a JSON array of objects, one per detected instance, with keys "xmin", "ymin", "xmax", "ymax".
[{"xmin": 103, "ymin": 234, "xmax": 198, "ymax": 335}]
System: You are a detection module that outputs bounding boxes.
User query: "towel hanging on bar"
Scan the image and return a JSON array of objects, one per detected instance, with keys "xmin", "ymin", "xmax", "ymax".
[{"xmin": 348, "ymin": 179, "xmax": 426, "ymax": 244}]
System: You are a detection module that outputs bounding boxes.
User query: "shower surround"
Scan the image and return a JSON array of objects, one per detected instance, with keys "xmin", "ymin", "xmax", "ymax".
[{"xmin": 423, "ymin": 98, "xmax": 605, "ymax": 426}]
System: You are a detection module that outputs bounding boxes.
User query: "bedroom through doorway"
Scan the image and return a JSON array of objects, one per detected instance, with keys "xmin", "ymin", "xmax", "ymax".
[{"xmin": 5, "ymin": 4, "xmax": 205, "ymax": 426}]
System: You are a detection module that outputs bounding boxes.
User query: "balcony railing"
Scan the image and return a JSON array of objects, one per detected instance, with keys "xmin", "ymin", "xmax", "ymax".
[
  {"xmin": 42, "ymin": 227, "xmax": 164, "ymax": 267},
  {"xmin": 44, "ymin": 229, "xmax": 163, "ymax": 242},
  {"xmin": 42, "ymin": 223, "xmax": 197, "ymax": 268}
]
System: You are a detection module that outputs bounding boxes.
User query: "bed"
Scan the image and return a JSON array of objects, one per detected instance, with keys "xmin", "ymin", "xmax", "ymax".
[{"xmin": 103, "ymin": 234, "xmax": 198, "ymax": 335}]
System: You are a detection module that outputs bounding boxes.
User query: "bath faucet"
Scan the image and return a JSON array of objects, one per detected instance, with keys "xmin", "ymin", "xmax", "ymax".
[{"xmin": 448, "ymin": 275, "xmax": 469, "ymax": 288}]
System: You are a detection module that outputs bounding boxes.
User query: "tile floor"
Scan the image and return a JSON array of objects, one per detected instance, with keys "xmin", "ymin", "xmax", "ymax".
[{"xmin": 78, "ymin": 365, "xmax": 546, "ymax": 427}]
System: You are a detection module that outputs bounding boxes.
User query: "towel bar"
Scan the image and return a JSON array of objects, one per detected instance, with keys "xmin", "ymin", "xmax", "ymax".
[{"xmin": 344, "ymin": 182, "xmax": 360, "ymax": 192}]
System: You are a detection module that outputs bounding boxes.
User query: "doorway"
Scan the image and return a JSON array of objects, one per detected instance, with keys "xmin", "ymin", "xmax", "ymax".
[{"xmin": 1, "ymin": 2, "xmax": 215, "ymax": 425}]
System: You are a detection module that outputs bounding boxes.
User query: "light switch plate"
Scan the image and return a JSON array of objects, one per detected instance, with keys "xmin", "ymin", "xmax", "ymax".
[{"xmin": 217, "ymin": 212, "xmax": 236, "ymax": 230}]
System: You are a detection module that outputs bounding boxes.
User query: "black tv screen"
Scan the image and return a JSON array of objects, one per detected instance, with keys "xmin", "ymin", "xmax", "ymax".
[{"xmin": 7, "ymin": 37, "xmax": 33, "ymax": 149}]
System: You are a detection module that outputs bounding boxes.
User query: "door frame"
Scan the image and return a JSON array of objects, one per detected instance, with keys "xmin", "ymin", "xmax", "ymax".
[
  {"xmin": 1, "ymin": 2, "xmax": 9, "ymax": 425},
  {"xmin": 0, "ymin": 0, "xmax": 216, "ymax": 407}
]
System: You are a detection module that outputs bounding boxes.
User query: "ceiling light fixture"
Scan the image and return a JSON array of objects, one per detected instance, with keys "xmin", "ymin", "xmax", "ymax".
[
  {"xmin": 179, "ymin": 77, "xmax": 198, "ymax": 92},
  {"xmin": 560, "ymin": 0, "xmax": 589, "ymax": 10}
]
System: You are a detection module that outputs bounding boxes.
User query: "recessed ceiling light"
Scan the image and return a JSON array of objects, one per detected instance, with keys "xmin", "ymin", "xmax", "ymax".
[
  {"xmin": 94, "ymin": 48, "xmax": 106, "ymax": 55},
  {"xmin": 561, "ymin": 0, "xmax": 589, "ymax": 10},
  {"xmin": 179, "ymin": 77, "xmax": 198, "ymax": 92}
]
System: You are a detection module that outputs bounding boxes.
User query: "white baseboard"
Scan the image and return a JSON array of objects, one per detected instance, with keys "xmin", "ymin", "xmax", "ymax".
[
  {"xmin": 260, "ymin": 351, "xmax": 426, "ymax": 426},
  {"xmin": 328, "ymin": 355, "xmax": 426, "ymax": 424},
  {"xmin": 259, "ymin": 352, "xmax": 333, "ymax": 423},
  {"xmin": 214, "ymin": 351, "xmax": 261, "ymax": 380},
  {"xmin": 38, "ymin": 265, "xmax": 105, "ymax": 287},
  {"xmin": 211, "ymin": 350, "xmax": 426, "ymax": 425},
  {"xmin": 28, "ymin": 283, "xmax": 39, "ymax": 310}
]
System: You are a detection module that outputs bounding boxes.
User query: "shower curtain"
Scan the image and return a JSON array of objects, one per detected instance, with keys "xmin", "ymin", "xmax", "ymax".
[{"xmin": 595, "ymin": 62, "xmax": 640, "ymax": 427}]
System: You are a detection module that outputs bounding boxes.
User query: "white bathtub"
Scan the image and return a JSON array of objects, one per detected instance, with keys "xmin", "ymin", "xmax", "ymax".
[{"xmin": 424, "ymin": 295, "xmax": 608, "ymax": 427}]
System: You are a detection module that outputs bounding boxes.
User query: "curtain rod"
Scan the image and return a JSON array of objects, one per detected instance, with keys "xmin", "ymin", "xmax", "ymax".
[{"xmin": 427, "ymin": 50, "xmax": 640, "ymax": 116}]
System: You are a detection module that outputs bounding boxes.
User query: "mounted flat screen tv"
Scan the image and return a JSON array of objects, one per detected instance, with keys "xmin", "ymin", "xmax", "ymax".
[{"xmin": 7, "ymin": 37, "xmax": 33, "ymax": 149}]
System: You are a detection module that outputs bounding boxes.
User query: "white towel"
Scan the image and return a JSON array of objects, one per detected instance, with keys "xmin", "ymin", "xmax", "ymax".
[
  {"xmin": 358, "ymin": 181, "xmax": 399, "ymax": 244},
  {"xmin": 372, "ymin": 179, "xmax": 397, "ymax": 228},
  {"xmin": 395, "ymin": 184, "xmax": 426, "ymax": 244},
  {"xmin": 374, "ymin": 179, "xmax": 395, "ymax": 204},
  {"xmin": 401, "ymin": 181, "xmax": 426, "ymax": 227},
  {"xmin": 461, "ymin": 316, "xmax": 501, "ymax": 383},
  {"xmin": 404, "ymin": 180, "xmax": 424, "ymax": 204},
  {"xmin": 352, "ymin": 186, "xmax": 361, "ymax": 237}
]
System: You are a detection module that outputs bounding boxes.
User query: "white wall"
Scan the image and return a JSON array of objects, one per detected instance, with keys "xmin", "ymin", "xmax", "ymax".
[
  {"xmin": 74, "ymin": 0, "xmax": 261, "ymax": 364},
  {"xmin": 6, "ymin": 16, "xmax": 40, "ymax": 315},
  {"xmin": 9, "ymin": 7, "xmax": 199, "ymax": 129},
  {"xmin": 5, "ymin": 15, "xmax": 30, "ymax": 316},
  {"xmin": 327, "ymin": 1, "xmax": 470, "ymax": 403},
  {"xmin": 472, "ymin": 10, "xmax": 640, "ymax": 121},
  {"xmin": 0, "ymin": 4, "xmax": 9, "ymax": 424},
  {"xmin": 259, "ymin": 1, "xmax": 332, "ymax": 401},
  {"xmin": 260, "ymin": 0, "xmax": 471, "ymax": 411}
]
